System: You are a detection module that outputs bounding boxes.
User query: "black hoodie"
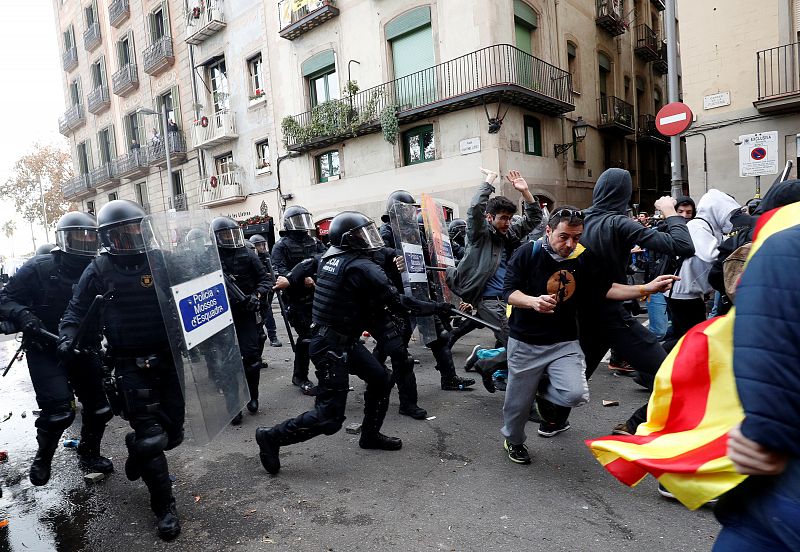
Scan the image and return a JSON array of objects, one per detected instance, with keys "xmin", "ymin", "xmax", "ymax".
[{"xmin": 581, "ymin": 168, "xmax": 695, "ymax": 285}]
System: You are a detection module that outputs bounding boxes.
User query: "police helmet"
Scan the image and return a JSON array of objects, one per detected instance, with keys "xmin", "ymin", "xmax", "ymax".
[
  {"xmin": 249, "ymin": 234, "xmax": 267, "ymax": 245},
  {"xmin": 381, "ymin": 190, "xmax": 416, "ymax": 222},
  {"xmin": 54, "ymin": 212, "xmax": 98, "ymax": 257},
  {"xmin": 745, "ymin": 197, "xmax": 762, "ymax": 216},
  {"xmin": 210, "ymin": 217, "xmax": 246, "ymax": 249},
  {"xmin": 448, "ymin": 218, "xmax": 466, "ymax": 238},
  {"xmin": 184, "ymin": 228, "xmax": 209, "ymax": 251},
  {"xmin": 328, "ymin": 212, "xmax": 383, "ymax": 252},
  {"xmin": 283, "ymin": 206, "xmax": 315, "ymax": 232},
  {"xmin": 36, "ymin": 243, "xmax": 55, "ymax": 255},
  {"xmin": 97, "ymin": 200, "xmax": 147, "ymax": 256}
]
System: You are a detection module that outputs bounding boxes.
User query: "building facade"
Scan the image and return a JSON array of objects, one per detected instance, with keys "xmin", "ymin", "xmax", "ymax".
[
  {"xmin": 52, "ymin": 0, "xmax": 670, "ymax": 236},
  {"xmin": 680, "ymin": 0, "xmax": 800, "ymax": 203}
]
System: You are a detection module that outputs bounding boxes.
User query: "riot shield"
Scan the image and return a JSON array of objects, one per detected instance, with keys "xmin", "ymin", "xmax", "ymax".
[
  {"xmin": 142, "ymin": 211, "xmax": 248, "ymax": 445},
  {"xmin": 389, "ymin": 202, "xmax": 438, "ymax": 344},
  {"xmin": 420, "ymin": 193, "xmax": 458, "ymax": 305}
]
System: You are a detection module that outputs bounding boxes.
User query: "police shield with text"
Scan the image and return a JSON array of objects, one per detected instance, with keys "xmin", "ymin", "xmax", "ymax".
[
  {"xmin": 0, "ymin": 212, "xmax": 113, "ymax": 487},
  {"xmin": 271, "ymin": 205, "xmax": 326, "ymax": 395},
  {"xmin": 255, "ymin": 212, "xmax": 453, "ymax": 474},
  {"xmin": 59, "ymin": 200, "xmax": 184, "ymax": 541},
  {"xmin": 212, "ymin": 217, "xmax": 271, "ymax": 423}
]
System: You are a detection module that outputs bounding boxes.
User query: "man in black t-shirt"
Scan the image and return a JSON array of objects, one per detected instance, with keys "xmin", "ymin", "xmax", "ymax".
[{"xmin": 500, "ymin": 208, "xmax": 677, "ymax": 465}]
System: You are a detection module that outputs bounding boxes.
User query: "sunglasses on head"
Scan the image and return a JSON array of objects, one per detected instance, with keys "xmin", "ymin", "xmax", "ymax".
[{"xmin": 552, "ymin": 208, "xmax": 584, "ymax": 220}]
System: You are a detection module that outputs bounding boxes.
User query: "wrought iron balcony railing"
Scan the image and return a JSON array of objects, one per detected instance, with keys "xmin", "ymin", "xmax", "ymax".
[
  {"xmin": 637, "ymin": 114, "xmax": 666, "ymax": 143},
  {"xmin": 109, "ymin": 0, "xmax": 130, "ymax": 27},
  {"xmin": 653, "ymin": 43, "xmax": 668, "ymax": 75},
  {"xmin": 186, "ymin": 0, "xmax": 226, "ymax": 45},
  {"xmin": 143, "ymin": 36, "xmax": 174, "ymax": 76},
  {"xmin": 597, "ymin": 95, "xmax": 634, "ymax": 133},
  {"xmin": 278, "ymin": 0, "xmax": 339, "ymax": 40},
  {"xmin": 170, "ymin": 193, "xmax": 189, "ymax": 212},
  {"xmin": 282, "ymin": 44, "xmax": 574, "ymax": 152},
  {"xmin": 198, "ymin": 170, "xmax": 245, "ymax": 206},
  {"xmin": 62, "ymin": 47, "xmax": 79, "ymax": 72},
  {"xmin": 84, "ymin": 22, "xmax": 101, "ymax": 52},
  {"xmin": 113, "ymin": 149, "xmax": 149, "ymax": 178},
  {"xmin": 650, "ymin": 0, "xmax": 666, "ymax": 11},
  {"xmin": 634, "ymin": 24, "xmax": 660, "ymax": 62},
  {"xmin": 147, "ymin": 132, "xmax": 187, "ymax": 166},
  {"xmin": 89, "ymin": 164, "xmax": 119, "ymax": 189},
  {"xmin": 58, "ymin": 104, "xmax": 85, "ymax": 135},
  {"xmin": 62, "ymin": 174, "xmax": 93, "ymax": 200},
  {"xmin": 112, "ymin": 63, "xmax": 139, "ymax": 96},
  {"xmin": 87, "ymin": 85, "xmax": 110, "ymax": 114},
  {"xmin": 596, "ymin": 0, "xmax": 627, "ymax": 37},
  {"xmin": 756, "ymin": 42, "xmax": 800, "ymax": 104}
]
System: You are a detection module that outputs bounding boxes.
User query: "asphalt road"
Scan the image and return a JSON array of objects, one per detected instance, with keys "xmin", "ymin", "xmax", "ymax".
[{"xmin": 0, "ymin": 322, "xmax": 719, "ymax": 552}]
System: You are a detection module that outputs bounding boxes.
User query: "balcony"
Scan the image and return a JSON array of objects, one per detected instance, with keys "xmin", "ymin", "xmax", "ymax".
[
  {"xmin": 112, "ymin": 63, "xmax": 139, "ymax": 96},
  {"xmin": 755, "ymin": 42, "xmax": 800, "ymax": 113},
  {"xmin": 186, "ymin": 0, "xmax": 226, "ymax": 45},
  {"xmin": 84, "ymin": 22, "xmax": 101, "ymax": 52},
  {"xmin": 636, "ymin": 114, "xmax": 667, "ymax": 144},
  {"xmin": 143, "ymin": 36, "xmax": 174, "ymax": 76},
  {"xmin": 595, "ymin": 0, "xmax": 627, "ymax": 37},
  {"xmin": 650, "ymin": 0, "xmax": 666, "ymax": 10},
  {"xmin": 192, "ymin": 109, "xmax": 238, "ymax": 149},
  {"xmin": 89, "ymin": 164, "xmax": 119, "ymax": 190},
  {"xmin": 278, "ymin": 0, "xmax": 339, "ymax": 40},
  {"xmin": 109, "ymin": 0, "xmax": 130, "ymax": 28},
  {"xmin": 113, "ymin": 149, "xmax": 149, "ymax": 179},
  {"xmin": 283, "ymin": 44, "xmax": 574, "ymax": 153},
  {"xmin": 148, "ymin": 132, "xmax": 187, "ymax": 167},
  {"xmin": 62, "ymin": 47, "xmax": 78, "ymax": 72},
  {"xmin": 87, "ymin": 85, "xmax": 110, "ymax": 114},
  {"xmin": 170, "ymin": 193, "xmax": 189, "ymax": 212},
  {"xmin": 634, "ymin": 24, "xmax": 660, "ymax": 62},
  {"xmin": 62, "ymin": 174, "xmax": 93, "ymax": 200},
  {"xmin": 597, "ymin": 96, "xmax": 634, "ymax": 134},
  {"xmin": 58, "ymin": 104, "xmax": 85, "ymax": 135},
  {"xmin": 653, "ymin": 43, "xmax": 668, "ymax": 75},
  {"xmin": 199, "ymin": 170, "xmax": 245, "ymax": 207}
]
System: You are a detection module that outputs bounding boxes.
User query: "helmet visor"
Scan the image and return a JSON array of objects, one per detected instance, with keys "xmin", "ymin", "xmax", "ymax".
[
  {"xmin": 215, "ymin": 227, "xmax": 245, "ymax": 249},
  {"xmin": 57, "ymin": 228, "xmax": 99, "ymax": 257},
  {"xmin": 343, "ymin": 222, "xmax": 383, "ymax": 251},
  {"xmin": 284, "ymin": 213, "xmax": 315, "ymax": 231},
  {"xmin": 100, "ymin": 222, "xmax": 147, "ymax": 255}
]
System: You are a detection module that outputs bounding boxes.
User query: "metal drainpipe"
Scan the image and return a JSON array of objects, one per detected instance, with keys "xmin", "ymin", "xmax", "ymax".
[{"xmin": 188, "ymin": 44, "xmax": 206, "ymax": 179}]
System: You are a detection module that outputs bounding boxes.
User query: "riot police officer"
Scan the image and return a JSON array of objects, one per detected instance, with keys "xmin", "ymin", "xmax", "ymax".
[
  {"xmin": 248, "ymin": 234, "xmax": 281, "ymax": 347},
  {"xmin": 59, "ymin": 200, "xmax": 183, "ymax": 541},
  {"xmin": 255, "ymin": 212, "xmax": 453, "ymax": 474},
  {"xmin": 271, "ymin": 205, "xmax": 326, "ymax": 395},
  {"xmin": 212, "ymin": 217, "xmax": 271, "ymax": 422},
  {"xmin": 448, "ymin": 219, "xmax": 467, "ymax": 262},
  {"xmin": 35, "ymin": 243, "xmax": 56, "ymax": 256},
  {"xmin": 0, "ymin": 212, "xmax": 112, "ymax": 486}
]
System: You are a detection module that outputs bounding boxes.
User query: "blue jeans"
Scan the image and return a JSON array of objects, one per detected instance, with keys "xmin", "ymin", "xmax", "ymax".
[
  {"xmin": 713, "ymin": 459, "xmax": 800, "ymax": 551},
  {"xmin": 646, "ymin": 292, "xmax": 668, "ymax": 340}
]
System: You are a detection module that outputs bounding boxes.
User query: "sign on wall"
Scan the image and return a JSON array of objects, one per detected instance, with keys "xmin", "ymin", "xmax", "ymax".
[
  {"xmin": 459, "ymin": 137, "xmax": 481, "ymax": 155},
  {"xmin": 739, "ymin": 131, "xmax": 779, "ymax": 177},
  {"xmin": 703, "ymin": 92, "xmax": 731, "ymax": 110}
]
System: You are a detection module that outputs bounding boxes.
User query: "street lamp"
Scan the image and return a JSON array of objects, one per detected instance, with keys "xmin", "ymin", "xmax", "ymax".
[
  {"xmin": 553, "ymin": 116, "xmax": 589, "ymax": 157},
  {"xmin": 137, "ymin": 106, "xmax": 172, "ymax": 210}
]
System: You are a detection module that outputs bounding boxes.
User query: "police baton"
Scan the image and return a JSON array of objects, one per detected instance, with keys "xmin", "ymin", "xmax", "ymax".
[
  {"xmin": 72, "ymin": 291, "xmax": 112, "ymax": 352},
  {"xmin": 265, "ymin": 256, "xmax": 296, "ymax": 352},
  {"xmin": 3, "ymin": 328, "xmax": 60, "ymax": 377},
  {"xmin": 444, "ymin": 305, "xmax": 502, "ymax": 333}
]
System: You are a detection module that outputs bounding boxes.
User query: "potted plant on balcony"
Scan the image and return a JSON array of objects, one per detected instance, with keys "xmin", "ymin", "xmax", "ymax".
[{"xmin": 249, "ymin": 88, "xmax": 267, "ymax": 105}]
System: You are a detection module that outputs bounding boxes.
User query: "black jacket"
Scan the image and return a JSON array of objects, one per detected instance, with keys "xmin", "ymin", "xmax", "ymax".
[{"xmin": 581, "ymin": 168, "xmax": 695, "ymax": 286}]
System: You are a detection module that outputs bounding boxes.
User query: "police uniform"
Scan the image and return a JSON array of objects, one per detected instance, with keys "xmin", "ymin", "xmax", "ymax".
[
  {"xmin": 0, "ymin": 250, "xmax": 112, "ymax": 485},
  {"xmin": 254, "ymin": 248, "xmax": 280, "ymax": 345}
]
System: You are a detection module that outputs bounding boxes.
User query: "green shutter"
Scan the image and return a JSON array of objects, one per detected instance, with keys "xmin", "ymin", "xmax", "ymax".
[
  {"xmin": 514, "ymin": 1, "xmax": 538, "ymax": 29},
  {"xmin": 385, "ymin": 6, "xmax": 431, "ymax": 41},
  {"xmin": 391, "ymin": 25, "xmax": 435, "ymax": 107},
  {"xmin": 598, "ymin": 52, "xmax": 611, "ymax": 71},
  {"xmin": 567, "ymin": 42, "xmax": 577, "ymax": 58},
  {"xmin": 514, "ymin": 22, "xmax": 532, "ymax": 55},
  {"xmin": 524, "ymin": 116, "xmax": 541, "ymax": 156},
  {"xmin": 302, "ymin": 50, "xmax": 335, "ymax": 77}
]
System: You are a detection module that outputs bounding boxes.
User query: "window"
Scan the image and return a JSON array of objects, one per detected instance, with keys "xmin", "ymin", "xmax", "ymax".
[
  {"xmin": 567, "ymin": 41, "xmax": 579, "ymax": 92},
  {"xmin": 125, "ymin": 111, "xmax": 142, "ymax": 150},
  {"xmin": 402, "ymin": 125, "xmax": 435, "ymax": 165},
  {"xmin": 135, "ymin": 181, "xmax": 148, "ymax": 208},
  {"xmin": 86, "ymin": 200, "xmax": 95, "ymax": 215},
  {"xmin": 654, "ymin": 87, "xmax": 663, "ymax": 113},
  {"xmin": 208, "ymin": 58, "xmax": 229, "ymax": 113},
  {"xmin": 77, "ymin": 141, "xmax": 91, "ymax": 174},
  {"xmin": 255, "ymin": 139, "xmax": 270, "ymax": 173},
  {"xmin": 98, "ymin": 127, "xmax": 115, "ymax": 165},
  {"xmin": 215, "ymin": 152, "xmax": 234, "ymax": 175},
  {"xmin": 90, "ymin": 58, "xmax": 105, "ymax": 89},
  {"xmin": 85, "ymin": 1, "xmax": 96, "ymax": 26},
  {"xmin": 598, "ymin": 53, "xmax": 612, "ymax": 98},
  {"xmin": 309, "ymin": 66, "xmax": 339, "ymax": 107},
  {"xmin": 316, "ymin": 151, "xmax": 340, "ymax": 182},
  {"xmin": 247, "ymin": 54, "xmax": 264, "ymax": 99},
  {"xmin": 149, "ymin": 6, "xmax": 166, "ymax": 42},
  {"xmin": 63, "ymin": 25, "xmax": 75, "ymax": 50},
  {"xmin": 155, "ymin": 88, "xmax": 180, "ymax": 133},
  {"xmin": 523, "ymin": 116, "xmax": 542, "ymax": 156},
  {"xmin": 69, "ymin": 78, "xmax": 81, "ymax": 106},
  {"xmin": 108, "ymin": 191, "xmax": 118, "ymax": 201},
  {"xmin": 513, "ymin": 1, "xmax": 537, "ymax": 55},
  {"xmin": 171, "ymin": 170, "xmax": 184, "ymax": 197},
  {"xmin": 118, "ymin": 35, "xmax": 132, "ymax": 67},
  {"xmin": 388, "ymin": 7, "xmax": 435, "ymax": 106}
]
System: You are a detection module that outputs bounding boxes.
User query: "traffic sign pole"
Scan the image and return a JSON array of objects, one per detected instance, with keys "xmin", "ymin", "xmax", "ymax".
[{"xmin": 666, "ymin": 0, "xmax": 682, "ymax": 198}]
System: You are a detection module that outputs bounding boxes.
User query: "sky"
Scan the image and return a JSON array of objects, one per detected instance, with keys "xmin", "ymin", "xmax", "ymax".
[{"xmin": 0, "ymin": 2, "xmax": 66, "ymax": 258}]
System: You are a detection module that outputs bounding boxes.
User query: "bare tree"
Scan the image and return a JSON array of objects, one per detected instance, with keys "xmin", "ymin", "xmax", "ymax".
[
  {"xmin": 5, "ymin": 142, "xmax": 76, "ymax": 229},
  {"xmin": 2, "ymin": 220, "xmax": 17, "ymax": 257}
]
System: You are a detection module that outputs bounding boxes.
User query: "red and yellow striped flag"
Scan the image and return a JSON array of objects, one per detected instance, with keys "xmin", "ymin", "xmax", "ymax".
[{"xmin": 586, "ymin": 201, "xmax": 800, "ymax": 510}]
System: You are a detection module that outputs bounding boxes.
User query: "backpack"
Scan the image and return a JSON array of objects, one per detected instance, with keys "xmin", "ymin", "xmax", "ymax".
[{"xmin": 722, "ymin": 242, "xmax": 752, "ymax": 303}]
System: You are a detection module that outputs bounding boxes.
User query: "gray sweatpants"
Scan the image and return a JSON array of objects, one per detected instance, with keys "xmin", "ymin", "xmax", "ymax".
[
  {"xmin": 476, "ymin": 298, "xmax": 510, "ymax": 346},
  {"xmin": 501, "ymin": 338, "xmax": 589, "ymax": 445}
]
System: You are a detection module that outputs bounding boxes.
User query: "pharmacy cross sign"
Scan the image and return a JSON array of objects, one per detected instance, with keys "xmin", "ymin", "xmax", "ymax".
[{"xmin": 656, "ymin": 102, "xmax": 693, "ymax": 137}]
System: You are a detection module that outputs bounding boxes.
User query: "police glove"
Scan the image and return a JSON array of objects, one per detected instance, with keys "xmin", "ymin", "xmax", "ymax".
[
  {"xmin": 17, "ymin": 311, "xmax": 42, "ymax": 334},
  {"xmin": 435, "ymin": 302, "xmax": 455, "ymax": 316},
  {"xmin": 56, "ymin": 335, "xmax": 76, "ymax": 362},
  {"xmin": 247, "ymin": 293, "xmax": 261, "ymax": 312}
]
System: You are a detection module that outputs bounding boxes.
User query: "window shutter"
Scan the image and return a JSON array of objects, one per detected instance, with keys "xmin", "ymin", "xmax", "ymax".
[
  {"xmin": 567, "ymin": 42, "xmax": 577, "ymax": 58},
  {"xmin": 514, "ymin": 22, "xmax": 532, "ymax": 55},
  {"xmin": 386, "ymin": 6, "xmax": 431, "ymax": 40},
  {"xmin": 99, "ymin": 55, "xmax": 107, "ymax": 86},
  {"xmin": 171, "ymin": 85, "xmax": 181, "ymax": 126},
  {"xmin": 391, "ymin": 25, "xmax": 434, "ymax": 78},
  {"xmin": 598, "ymin": 52, "xmax": 611, "ymax": 71},
  {"xmin": 514, "ymin": 1, "xmax": 538, "ymax": 29},
  {"xmin": 162, "ymin": 0, "xmax": 171, "ymax": 37},
  {"xmin": 109, "ymin": 124, "xmax": 117, "ymax": 158},
  {"xmin": 128, "ymin": 30, "xmax": 136, "ymax": 60},
  {"xmin": 301, "ymin": 50, "xmax": 335, "ymax": 77}
]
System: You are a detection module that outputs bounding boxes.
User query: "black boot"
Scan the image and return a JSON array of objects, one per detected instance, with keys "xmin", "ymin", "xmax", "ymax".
[
  {"xmin": 30, "ymin": 428, "xmax": 63, "ymax": 486},
  {"xmin": 361, "ymin": 390, "xmax": 401, "ymax": 450},
  {"xmin": 246, "ymin": 362, "xmax": 261, "ymax": 413},
  {"xmin": 441, "ymin": 375, "xmax": 476, "ymax": 390},
  {"xmin": 255, "ymin": 427, "xmax": 281, "ymax": 474},
  {"xmin": 231, "ymin": 411, "xmax": 244, "ymax": 425},
  {"xmin": 359, "ymin": 432, "xmax": 402, "ymax": 450},
  {"xmin": 153, "ymin": 498, "xmax": 181, "ymax": 541},
  {"xmin": 142, "ymin": 454, "xmax": 180, "ymax": 541},
  {"xmin": 124, "ymin": 432, "xmax": 141, "ymax": 481},
  {"xmin": 77, "ymin": 424, "xmax": 114, "ymax": 474},
  {"xmin": 398, "ymin": 404, "xmax": 428, "ymax": 419}
]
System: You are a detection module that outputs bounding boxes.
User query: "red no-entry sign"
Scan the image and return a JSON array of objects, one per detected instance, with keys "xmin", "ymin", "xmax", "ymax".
[{"xmin": 656, "ymin": 102, "xmax": 693, "ymax": 137}]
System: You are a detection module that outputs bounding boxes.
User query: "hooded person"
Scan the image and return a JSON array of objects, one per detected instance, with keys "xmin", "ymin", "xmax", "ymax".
[
  {"xmin": 535, "ymin": 168, "xmax": 695, "ymax": 437},
  {"xmin": 662, "ymin": 189, "xmax": 740, "ymax": 351}
]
